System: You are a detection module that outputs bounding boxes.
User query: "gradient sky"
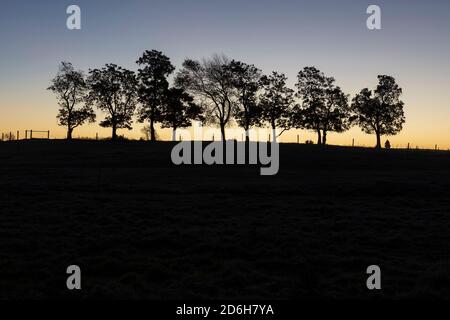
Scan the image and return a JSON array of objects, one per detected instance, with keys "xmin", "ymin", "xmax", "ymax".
[{"xmin": 0, "ymin": 0, "xmax": 449, "ymax": 148}]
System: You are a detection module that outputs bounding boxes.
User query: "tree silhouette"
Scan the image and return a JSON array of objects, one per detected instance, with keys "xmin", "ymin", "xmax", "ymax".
[
  {"xmin": 295, "ymin": 67, "xmax": 351, "ymax": 145},
  {"xmin": 295, "ymin": 67, "xmax": 326, "ymax": 145},
  {"xmin": 48, "ymin": 62, "xmax": 95, "ymax": 140},
  {"xmin": 87, "ymin": 64, "xmax": 138, "ymax": 140},
  {"xmin": 320, "ymin": 86, "xmax": 352, "ymax": 145},
  {"xmin": 160, "ymin": 87, "xmax": 204, "ymax": 141},
  {"xmin": 259, "ymin": 72, "xmax": 294, "ymax": 142},
  {"xmin": 227, "ymin": 60, "xmax": 262, "ymax": 142},
  {"xmin": 175, "ymin": 55, "xmax": 234, "ymax": 141},
  {"xmin": 136, "ymin": 50, "xmax": 175, "ymax": 141},
  {"xmin": 352, "ymin": 75, "xmax": 405, "ymax": 149}
]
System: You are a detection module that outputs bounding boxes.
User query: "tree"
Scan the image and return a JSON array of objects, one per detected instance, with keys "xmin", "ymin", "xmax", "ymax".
[
  {"xmin": 175, "ymin": 55, "xmax": 234, "ymax": 141},
  {"xmin": 48, "ymin": 62, "xmax": 95, "ymax": 139},
  {"xmin": 227, "ymin": 60, "xmax": 262, "ymax": 142},
  {"xmin": 295, "ymin": 67, "xmax": 327, "ymax": 145},
  {"xmin": 87, "ymin": 64, "xmax": 138, "ymax": 140},
  {"xmin": 136, "ymin": 50, "xmax": 175, "ymax": 141},
  {"xmin": 161, "ymin": 87, "xmax": 204, "ymax": 141},
  {"xmin": 295, "ymin": 67, "xmax": 352, "ymax": 145},
  {"xmin": 259, "ymin": 72, "xmax": 294, "ymax": 142},
  {"xmin": 141, "ymin": 125, "xmax": 160, "ymax": 141},
  {"xmin": 352, "ymin": 75, "xmax": 405, "ymax": 149},
  {"xmin": 320, "ymin": 86, "xmax": 352, "ymax": 145}
]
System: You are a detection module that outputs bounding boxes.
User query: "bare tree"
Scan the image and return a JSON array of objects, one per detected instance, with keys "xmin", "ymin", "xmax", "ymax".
[{"xmin": 175, "ymin": 54, "xmax": 234, "ymax": 140}]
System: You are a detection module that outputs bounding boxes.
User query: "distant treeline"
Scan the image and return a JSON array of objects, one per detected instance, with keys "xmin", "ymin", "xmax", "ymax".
[{"xmin": 48, "ymin": 50, "xmax": 405, "ymax": 148}]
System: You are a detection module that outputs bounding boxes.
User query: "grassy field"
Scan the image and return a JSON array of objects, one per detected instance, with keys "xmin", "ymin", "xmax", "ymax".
[{"xmin": 0, "ymin": 140, "xmax": 449, "ymax": 299}]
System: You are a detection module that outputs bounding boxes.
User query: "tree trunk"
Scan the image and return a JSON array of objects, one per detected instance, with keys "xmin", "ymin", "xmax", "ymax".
[
  {"xmin": 67, "ymin": 127, "xmax": 73, "ymax": 140},
  {"xmin": 272, "ymin": 127, "xmax": 277, "ymax": 143},
  {"xmin": 317, "ymin": 129, "xmax": 322, "ymax": 145},
  {"xmin": 150, "ymin": 118, "xmax": 156, "ymax": 141},
  {"xmin": 376, "ymin": 132, "xmax": 381, "ymax": 149},
  {"xmin": 112, "ymin": 122, "xmax": 117, "ymax": 141},
  {"xmin": 244, "ymin": 128, "xmax": 250, "ymax": 164},
  {"xmin": 172, "ymin": 127, "xmax": 177, "ymax": 142},
  {"xmin": 322, "ymin": 130, "xmax": 327, "ymax": 145},
  {"xmin": 220, "ymin": 123, "xmax": 226, "ymax": 141}
]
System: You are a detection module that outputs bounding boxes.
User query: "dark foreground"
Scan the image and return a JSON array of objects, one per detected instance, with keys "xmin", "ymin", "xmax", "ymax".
[{"xmin": 0, "ymin": 140, "xmax": 449, "ymax": 299}]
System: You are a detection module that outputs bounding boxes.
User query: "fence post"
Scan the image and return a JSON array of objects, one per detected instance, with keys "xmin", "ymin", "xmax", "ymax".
[
  {"xmin": 9, "ymin": 132, "xmax": 12, "ymax": 141},
  {"xmin": 30, "ymin": 130, "xmax": 33, "ymax": 139},
  {"xmin": 352, "ymin": 138, "xmax": 355, "ymax": 147},
  {"xmin": 297, "ymin": 135, "xmax": 299, "ymax": 144},
  {"xmin": 96, "ymin": 133, "xmax": 98, "ymax": 141},
  {"xmin": 17, "ymin": 131, "xmax": 19, "ymax": 140},
  {"xmin": 1, "ymin": 133, "xmax": 3, "ymax": 141},
  {"xmin": 47, "ymin": 131, "xmax": 50, "ymax": 139}
]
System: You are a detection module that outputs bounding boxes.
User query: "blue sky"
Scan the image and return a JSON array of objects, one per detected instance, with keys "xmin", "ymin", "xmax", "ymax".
[{"xmin": 1, "ymin": 0, "xmax": 449, "ymax": 147}]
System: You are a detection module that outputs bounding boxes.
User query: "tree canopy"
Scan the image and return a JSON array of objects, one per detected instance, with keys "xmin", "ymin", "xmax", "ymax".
[
  {"xmin": 87, "ymin": 64, "xmax": 138, "ymax": 140},
  {"xmin": 352, "ymin": 75, "xmax": 405, "ymax": 148},
  {"xmin": 136, "ymin": 50, "xmax": 175, "ymax": 141},
  {"xmin": 259, "ymin": 72, "xmax": 294, "ymax": 142},
  {"xmin": 48, "ymin": 61, "xmax": 95, "ymax": 139},
  {"xmin": 295, "ymin": 67, "xmax": 352, "ymax": 145},
  {"xmin": 227, "ymin": 60, "xmax": 263, "ymax": 141},
  {"xmin": 160, "ymin": 87, "xmax": 204, "ymax": 141},
  {"xmin": 49, "ymin": 52, "xmax": 406, "ymax": 147}
]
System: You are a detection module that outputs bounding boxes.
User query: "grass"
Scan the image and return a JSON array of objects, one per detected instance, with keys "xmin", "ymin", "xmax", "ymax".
[{"xmin": 0, "ymin": 140, "xmax": 449, "ymax": 299}]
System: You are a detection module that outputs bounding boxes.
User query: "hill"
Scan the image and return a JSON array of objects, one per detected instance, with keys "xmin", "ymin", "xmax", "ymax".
[{"xmin": 0, "ymin": 140, "xmax": 449, "ymax": 299}]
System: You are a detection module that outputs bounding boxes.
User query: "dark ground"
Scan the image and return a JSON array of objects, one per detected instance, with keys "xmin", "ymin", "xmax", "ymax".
[{"xmin": 0, "ymin": 140, "xmax": 449, "ymax": 299}]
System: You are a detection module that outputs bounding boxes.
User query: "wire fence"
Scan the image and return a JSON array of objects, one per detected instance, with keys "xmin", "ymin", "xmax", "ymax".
[
  {"xmin": 0, "ymin": 130, "xmax": 448, "ymax": 152},
  {"xmin": 1, "ymin": 130, "xmax": 50, "ymax": 141}
]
